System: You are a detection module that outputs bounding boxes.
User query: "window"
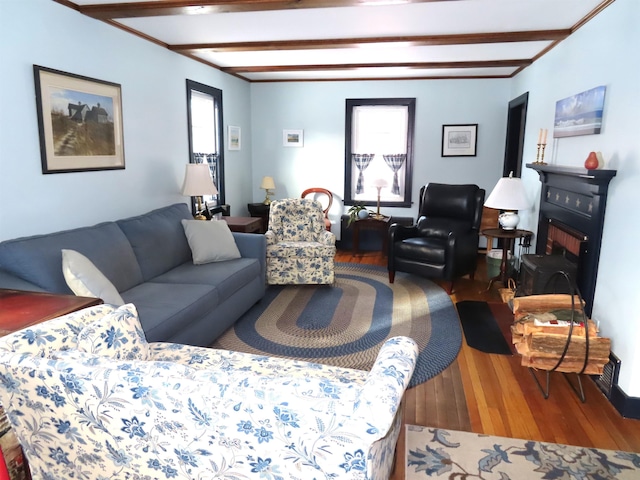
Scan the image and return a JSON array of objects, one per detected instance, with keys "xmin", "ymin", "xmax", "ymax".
[
  {"xmin": 344, "ymin": 98, "xmax": 415, "ymax": 208},
  {"xmin": 186, "ymin": 80, "xmax": 225, "ymax": 210}
]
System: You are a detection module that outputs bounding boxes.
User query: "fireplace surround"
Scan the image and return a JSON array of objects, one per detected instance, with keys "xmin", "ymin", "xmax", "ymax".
[{"xmin": 527, "ymin": 164, "xmax": 616, "ymax": 316}]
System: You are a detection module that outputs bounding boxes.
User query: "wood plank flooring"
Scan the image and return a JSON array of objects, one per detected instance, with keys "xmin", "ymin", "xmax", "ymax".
[{"xmin": 334, "ymin": 250, "xmax": 640, "ymax": 479}]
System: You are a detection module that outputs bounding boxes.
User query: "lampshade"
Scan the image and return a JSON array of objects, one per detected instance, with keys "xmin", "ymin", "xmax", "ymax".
[
  {"xmin": 260, "ymin": 176, "xmax": 276, "ymax": 190},
  {"xmin": 371, "ymin": 178, "xmax": 389, "ymax": 189},
  {"xmin": 485, "ymin": 173, "xmax": 530, "ymax": 211},
  {"xmin": 181, "ymin": 164, "xmax": 218, "ymax": 197},
  {"xmin": 485, "ymin": 172, "xmax": 530, "ymax": 230}
]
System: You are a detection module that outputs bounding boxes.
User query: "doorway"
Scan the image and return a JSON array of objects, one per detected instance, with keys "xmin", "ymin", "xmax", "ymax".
[{"xmin": 503, "ymin": 92, "xmax": 529, "ymax": 177}]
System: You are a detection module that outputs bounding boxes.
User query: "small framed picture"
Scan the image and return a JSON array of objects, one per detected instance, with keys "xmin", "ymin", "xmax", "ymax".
[
  {"xmin": 34, "ymin": 65, "xmax": 125, "ymax": 173},
  {"xmin": 228, "ymin": 125, "xmax": 241, "ymax": 150},
  {"xmin": 283, "ymin": 129, "xmax": 304, "ymax": 147},
  {"xmin": 441, "ymin": 124, "xmax": 478, "ymax": 157}
]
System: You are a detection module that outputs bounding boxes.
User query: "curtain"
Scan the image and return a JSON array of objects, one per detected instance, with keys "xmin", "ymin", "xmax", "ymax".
[
  {"xmin": 383, "ymin": 154, "xmax": 406, "ymax": 195},
  {"xmin": 352, "ymin": 154, "xmax": 375, "ymax": 194}
]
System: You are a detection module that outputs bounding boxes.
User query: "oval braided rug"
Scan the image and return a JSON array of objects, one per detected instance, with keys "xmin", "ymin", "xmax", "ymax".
[{"xmin": 212, "ymin": 263, "xmax": 462, "ymax": 387}]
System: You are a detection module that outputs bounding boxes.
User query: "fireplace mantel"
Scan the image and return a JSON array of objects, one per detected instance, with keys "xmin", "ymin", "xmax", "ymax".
[{"xmin": 526, "ymin": 163, "xmax": 617, "ymax": 316}]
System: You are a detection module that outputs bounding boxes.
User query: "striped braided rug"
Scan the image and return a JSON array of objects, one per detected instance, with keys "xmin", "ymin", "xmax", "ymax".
[{"xmin": 211, "ymin": 263, "xmax": 461, "ymax": 387}]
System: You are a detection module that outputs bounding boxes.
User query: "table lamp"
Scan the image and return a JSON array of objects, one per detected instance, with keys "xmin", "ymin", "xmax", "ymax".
[
  {"xmin": 261, "ymin": 176, "xmax": 276, "ymax": 205},
  {"xmin": 181, "ymin": 163, "xmax": 218, "ymax": 220},
  {"xmin": 371, "ymin": 178, "xmax": 389, "ymax": 219},
  {"xmin": 484, "ymin": 172, "xmax": 530, "ymax": 230}
]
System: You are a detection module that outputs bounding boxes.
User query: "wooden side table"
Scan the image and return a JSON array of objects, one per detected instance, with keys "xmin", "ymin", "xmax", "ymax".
[
  {"xmin": 351, "ymin": 216, "xmax": 392, "ymax": 256},
  {"xmin": 0, "ymin": 289, "xmax": 102, "ymax": 480},
  {"xmin": 481, "ymin": 228, "xmax": 533, "ymax": 288},
  {"xmin": 223, "ymin": 216, "xmax": 262, "ymax": 233},
  {"xmin": 0, "ymin": 289, "xmax": 103, "ymax": 336}
]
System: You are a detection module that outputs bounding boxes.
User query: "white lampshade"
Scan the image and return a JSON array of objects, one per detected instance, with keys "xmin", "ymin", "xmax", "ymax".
[
  {"xmin": 181, "ymin": 164, "xmax": 218, "ymax": 196},
  {"xmin": 371, "ymin": 178, "xmax": 389, "ymax": 189},
  {"xmin": 260, "ymin": 176, "xmax": 276, "ymax": 190},
  {"xmin": 485, "ymin": 173, "xmax": 530, "ymax": 211},
  {"xmin": 485, "ymin": 172, "xmax": 530, "ymax": 230}
]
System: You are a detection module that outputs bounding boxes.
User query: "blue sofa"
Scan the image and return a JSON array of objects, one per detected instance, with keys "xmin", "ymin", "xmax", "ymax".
[{"xmin": 0, "ymin": 203, "xmax": 266, "ymax": 346}]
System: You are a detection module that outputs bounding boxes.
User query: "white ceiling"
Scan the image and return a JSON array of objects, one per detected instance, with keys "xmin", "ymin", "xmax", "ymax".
[{"xmin": 62, "ymin": 0, "xmax": 613, "ymax": 82}]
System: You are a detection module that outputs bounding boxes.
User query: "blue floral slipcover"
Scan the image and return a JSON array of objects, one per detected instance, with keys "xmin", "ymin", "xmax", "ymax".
[
  {"xmin": 266, "ymin": 198, "xmax": 337, "ymax": 284},
  {"xmin": 0, "ymin": 304, "xmax": 418, "ymax": 480}
]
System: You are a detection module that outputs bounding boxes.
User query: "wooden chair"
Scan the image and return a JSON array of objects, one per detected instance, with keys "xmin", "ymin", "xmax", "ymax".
[
  {"xmin": 301, "ymin": 188, "xmax": 333, "ymax": 231},
  {"xmin": 480, "ymin": 206, "xmax": 500, "ymax": 252}
]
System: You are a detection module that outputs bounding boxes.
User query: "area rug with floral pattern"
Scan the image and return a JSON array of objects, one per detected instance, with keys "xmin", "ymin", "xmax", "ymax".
[{"xmin": 406, "ymin": 425, "xmax": 640, "ymax": 479}]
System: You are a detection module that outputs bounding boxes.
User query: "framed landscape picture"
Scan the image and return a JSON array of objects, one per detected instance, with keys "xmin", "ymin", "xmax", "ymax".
[
  {"xmin": 441, "ymin": 124, "xmax": 478, "ymax": 157},
  {"xmin": 553, "ymin": 85, "xmax": 606, "ymax": 138},
  {"xmin": 228, "ymin": 125, "xmax": 241, "ymax": 150},
  {"xmin": 283, "ymin": 129, "xmax": 304, "ymax": 147},
  {"xmin": 34, "ymin": 65, "xmax": 125, "ymax": 174}
]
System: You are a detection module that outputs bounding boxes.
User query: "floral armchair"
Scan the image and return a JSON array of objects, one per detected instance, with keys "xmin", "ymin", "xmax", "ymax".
[
  {"xmin": 265, "ymin": 198, "xmax": 336, "ymax": 284},
  {"xmin": 0, "ymin": 304, "xmax": 418, "ymax": 480}
]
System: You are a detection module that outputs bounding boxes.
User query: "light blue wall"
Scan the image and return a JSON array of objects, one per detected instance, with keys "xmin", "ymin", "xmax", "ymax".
[
  {"xmin": 511, "ymin": 0, "xmax": 639, "ymax": 395},
  {"xmin": 250, "ymin": 80, "xmax": 510, "ymax": 235},
  {"xmin": 0, "ymin": 0, "xmax": 252, "ymax": 240}
]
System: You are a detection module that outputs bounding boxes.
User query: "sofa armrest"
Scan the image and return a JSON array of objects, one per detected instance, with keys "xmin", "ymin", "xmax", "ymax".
[
  {"xmin": 232, "ymin": 232, "xmax": 266, "ymax": 279},
  {"xmin": 319, "ymin": 230, "xmax": 336, "ymax": 246},
  {"xmin": 345, "ymin": 336, "xmax": 418, "ymax": 439}
]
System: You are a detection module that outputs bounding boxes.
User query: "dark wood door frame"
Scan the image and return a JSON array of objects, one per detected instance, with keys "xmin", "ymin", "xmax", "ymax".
[{"xmin": 503, "ymin": 92, "xmax": 529, "ymax": 178}]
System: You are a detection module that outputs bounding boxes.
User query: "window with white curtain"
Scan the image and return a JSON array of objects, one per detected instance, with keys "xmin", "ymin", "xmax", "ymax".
[
  {"xmin": 186, "ymin": 80, "xmax": 224, "ymax": 209},
  {"xmin": 344, "ymin": 98, "xmax": 415, "ymax": 207}
]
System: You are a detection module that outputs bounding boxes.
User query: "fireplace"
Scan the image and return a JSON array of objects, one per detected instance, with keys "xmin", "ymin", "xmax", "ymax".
[{"xmin": 527, "ymin": 164, "xmax": 616, "ymax": 316}]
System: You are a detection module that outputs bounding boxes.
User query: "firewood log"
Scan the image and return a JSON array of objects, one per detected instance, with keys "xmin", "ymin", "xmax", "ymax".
[{"xmin": 513, "ymin": 294, "xmax": 584, "ymax": 315}]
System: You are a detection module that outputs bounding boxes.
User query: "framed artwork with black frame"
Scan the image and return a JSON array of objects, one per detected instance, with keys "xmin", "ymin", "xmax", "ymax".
[
  {"xmin": 33, "ymin": 65, "xmax": 125, "ymax": 174},
  {"xmin": 441, "ymin": 124, "xmax": 478, "ymax": 157}
]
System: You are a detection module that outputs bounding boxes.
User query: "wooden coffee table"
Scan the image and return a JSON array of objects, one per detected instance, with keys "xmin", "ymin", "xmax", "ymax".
[{"xmin": 223, "ymin": 216, "xmax": 262, "ymax": 233}]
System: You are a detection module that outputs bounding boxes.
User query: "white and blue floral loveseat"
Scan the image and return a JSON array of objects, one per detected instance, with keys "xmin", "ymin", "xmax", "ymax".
[{"xmin": 0, "ymin": 303, "xmax": 418, "ymax": 480}]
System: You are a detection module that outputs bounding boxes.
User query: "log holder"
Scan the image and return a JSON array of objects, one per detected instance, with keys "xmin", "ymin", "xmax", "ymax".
[{"xmin": 527, "ymin": 271, "xmax": 590, "ymax": 403}]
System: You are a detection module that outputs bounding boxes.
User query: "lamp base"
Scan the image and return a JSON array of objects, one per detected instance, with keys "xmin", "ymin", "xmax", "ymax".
[{"xmin": 498, "ymin": 211, "xmax": 520, "ymax": 230}]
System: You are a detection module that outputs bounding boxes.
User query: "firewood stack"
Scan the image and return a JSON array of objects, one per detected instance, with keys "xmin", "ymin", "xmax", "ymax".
[{"xmin": 511, "ymin": 294, "xmax": 610, "ymax": 375}]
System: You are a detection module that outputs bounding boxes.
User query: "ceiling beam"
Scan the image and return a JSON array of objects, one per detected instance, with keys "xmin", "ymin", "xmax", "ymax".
[
  {"xmin": 75, "ymin": 0, "xmax": 460, "ymax": 20},
  {"xmin": 171, "ymin": 30, "xmax": 568, "ymax": 53},
  {"xmin": 222, "ymin": 59, "xmax": 530, "ymax": 73}
]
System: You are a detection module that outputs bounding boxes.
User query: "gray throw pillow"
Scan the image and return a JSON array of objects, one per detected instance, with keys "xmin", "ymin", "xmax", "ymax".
[
  {"xmin": 181, "ymin": 219, "xmax": 241, "ymax": 264},
  {"xmin": 62, "ymin": 249, "xmax": 124, "ymax": 306}
]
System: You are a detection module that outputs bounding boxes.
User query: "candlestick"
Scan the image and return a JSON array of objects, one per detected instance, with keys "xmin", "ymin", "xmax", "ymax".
[{"xmin": 534, "ymin": 143, "xmax": 547, "ymax": 165}]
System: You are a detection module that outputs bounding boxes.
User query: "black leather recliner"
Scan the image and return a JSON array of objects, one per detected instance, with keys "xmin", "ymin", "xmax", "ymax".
[{"xmin": 388, "ymin": 183, "xmax": 485, "ymax": 294}]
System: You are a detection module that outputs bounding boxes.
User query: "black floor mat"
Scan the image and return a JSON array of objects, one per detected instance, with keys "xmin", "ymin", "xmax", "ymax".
[{"xmin": 456, "ymin": 300, "xmax": 512, "ymax": 355}]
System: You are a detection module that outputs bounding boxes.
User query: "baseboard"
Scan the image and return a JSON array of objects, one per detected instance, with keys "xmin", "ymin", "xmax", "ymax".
[{"xmin": 608, "ymin": 383, "xmax": 640, "ymax": 420}]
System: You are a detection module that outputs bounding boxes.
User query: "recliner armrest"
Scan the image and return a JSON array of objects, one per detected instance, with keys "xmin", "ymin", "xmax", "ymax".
[{"xmin": 388, "ymin": 223, "xmax": 418, "ymax": 243}]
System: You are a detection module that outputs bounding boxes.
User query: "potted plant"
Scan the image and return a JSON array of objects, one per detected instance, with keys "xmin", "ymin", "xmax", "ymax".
[{"xmin": 347, "ymin": 204, "xmax": 370, "ymax": 226}]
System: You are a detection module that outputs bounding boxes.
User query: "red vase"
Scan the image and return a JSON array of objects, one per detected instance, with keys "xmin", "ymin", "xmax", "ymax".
[{"xmin": 584, "ymin": 151, "xmax": 599, "ymax": 170}]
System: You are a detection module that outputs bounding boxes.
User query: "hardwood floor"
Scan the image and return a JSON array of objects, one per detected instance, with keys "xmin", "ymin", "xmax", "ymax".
[{"xmin": 334, "ymin": 250, "xmax": 640, "ymax": 479}]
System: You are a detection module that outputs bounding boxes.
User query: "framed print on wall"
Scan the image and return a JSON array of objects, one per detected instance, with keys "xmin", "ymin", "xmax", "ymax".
[
  {"xmin": 33, "ymin": 65, "xmax": 125, "ymax": 174},
  {"xmin": 441, "ymin": 124, "xmax": 478, "ymax": 157},
  {"xmin": 228, "ymin": 125, "xmax": 241, "ymax": 150},
  {"xmin": 283, "ymin": 129, "xmax": 304, "ymax": 147}
]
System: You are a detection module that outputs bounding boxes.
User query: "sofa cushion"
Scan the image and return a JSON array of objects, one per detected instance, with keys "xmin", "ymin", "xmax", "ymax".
[
  {"xmin": 77, "ymin": 304, "xmax": 149, "ymax": 361},
  {"xmin": 181, "ymin": 219, "xmax": 241, "ymax": 264},
  {"xmin": 62, "ymin": 249, "xmax": 125, "ymax": 305},
  {"xmin": 117, "ymin": 203, "xmax": 193, "ymax": 281},
  {"xmin": 152, "ymin": 258, "xmax": 260, "ymax": 300},
  {"xmin": 0, "ymin": 222, "xmax": 143, "ymax": 294},
  {"xmin": 120, "ymin": 282, "xmax": 218, "ymax": 342}
]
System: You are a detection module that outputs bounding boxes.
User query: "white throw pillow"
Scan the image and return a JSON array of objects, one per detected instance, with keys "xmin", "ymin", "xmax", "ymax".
[
  {"xmin": 181, "ymin": 219, "xmax": 241, "ymax": 264},
  {"xmin": 77, "ymin": 303, "xmax": 149, "ymax": 361},
  {"xmin": 62, "ymin": 249, "xmax": 124, "ymax": 306}
]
